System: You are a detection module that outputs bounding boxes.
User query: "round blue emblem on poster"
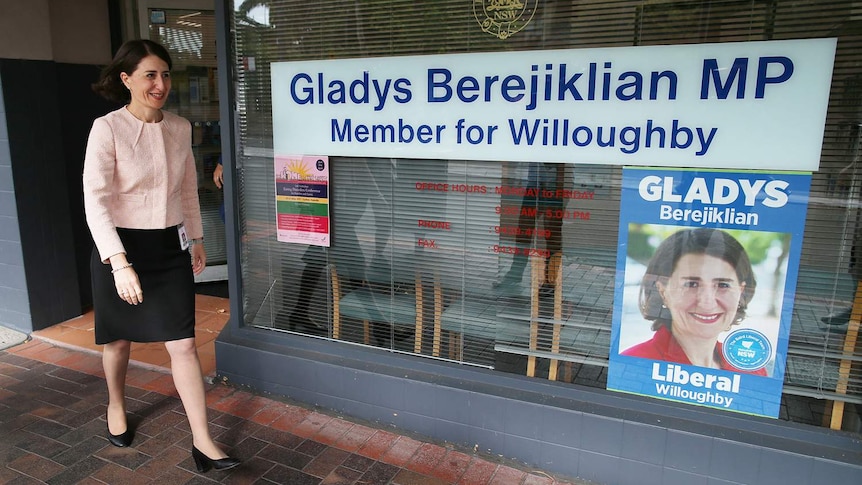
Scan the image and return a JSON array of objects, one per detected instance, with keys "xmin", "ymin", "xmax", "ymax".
[
  {"xmin": 722, "ymin": 329, "xmax": 771, "ymax": 371},
  {"xmin": 315, "ymin": 159, "xmax": 325, "ymax": 171}
]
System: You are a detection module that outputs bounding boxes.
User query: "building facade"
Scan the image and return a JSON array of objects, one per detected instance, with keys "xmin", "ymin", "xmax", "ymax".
[
  {"xmin": 216, "ymin": 1, "xmax": 862, "ymax": 483},
  {"xmin": 0, "ymin": 1, "xmax": 859, "ymax": 484}
]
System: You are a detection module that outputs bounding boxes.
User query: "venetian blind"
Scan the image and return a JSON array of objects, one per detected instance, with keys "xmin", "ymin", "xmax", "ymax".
[{"xmin": 230, "ymin": 0, "xmax": 862, "ymax": 428}]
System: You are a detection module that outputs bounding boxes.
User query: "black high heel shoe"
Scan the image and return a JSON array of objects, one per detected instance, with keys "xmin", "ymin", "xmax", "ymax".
[
  {"xmin": 106, "ymin": 418, "xmax": 134, "ymax": 448},
  {"xmin": 192, "ymin": 446, "xmax": 240, "ymax": 473}
]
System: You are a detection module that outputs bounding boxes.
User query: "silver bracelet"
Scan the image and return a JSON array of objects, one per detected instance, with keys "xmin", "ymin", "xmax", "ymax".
[
  {"xmin": 110, "ymin": 263, "xmax": 133, "ymax": 274},
  {"xmin": 189, "ymin": 238, "xmax": 204, "ymax": 246}
]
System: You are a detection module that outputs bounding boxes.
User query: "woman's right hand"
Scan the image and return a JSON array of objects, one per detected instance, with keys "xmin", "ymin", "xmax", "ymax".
[
  {"xmin": 110, "ymin": 255, "xmax": 143, "ymax": 305},
  {"xmin": 113, "ymin": 266, "xmax": 142, "ymax": 305}
]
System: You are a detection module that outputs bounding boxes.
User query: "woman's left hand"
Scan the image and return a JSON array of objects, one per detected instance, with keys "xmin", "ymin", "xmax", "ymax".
[
  {"xmin": 191, "ymin": 243, "xmax": 207, "ymax": 275},
  {"xmin": 213, "ymin": 163, "xmax": 224, "ymax": 189}
]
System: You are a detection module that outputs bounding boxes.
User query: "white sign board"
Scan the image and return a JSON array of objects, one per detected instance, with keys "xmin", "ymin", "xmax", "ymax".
[{"xmin": 272, "ymin": 39, "xmax": 836, "ymax": 171}]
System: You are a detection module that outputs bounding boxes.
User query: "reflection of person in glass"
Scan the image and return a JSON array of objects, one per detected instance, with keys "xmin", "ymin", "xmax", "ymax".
[
  {"xmin": 284, "ymin": 157, "xmax": 391, "ymax": 333},
  {"xmin": 622, "ymin": 228, "xmax": 767, "ymax": 375}
]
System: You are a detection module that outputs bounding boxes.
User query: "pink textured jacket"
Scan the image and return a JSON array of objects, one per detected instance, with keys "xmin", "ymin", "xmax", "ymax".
[{"xmin": 83, "ymin": 107, "xmax": 203, "ymax": 262}]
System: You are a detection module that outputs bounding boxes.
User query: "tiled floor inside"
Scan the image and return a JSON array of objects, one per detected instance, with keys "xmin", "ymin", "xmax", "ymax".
[
  {"xmin": 30, "ymin": 294, "xmax": 229, "ymax": 378},
  {"xmin": 1, "ymin": 293, "xmax": 584, "ymax": 485}
]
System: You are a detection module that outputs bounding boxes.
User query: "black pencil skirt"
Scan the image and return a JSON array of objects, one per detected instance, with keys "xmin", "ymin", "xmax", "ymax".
[{"xmin": 91, "ymin": 226, "xmax": 195, "ymax": 345}]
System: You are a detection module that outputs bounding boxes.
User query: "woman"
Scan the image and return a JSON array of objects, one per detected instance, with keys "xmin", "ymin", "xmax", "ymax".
[
  {"xmin": 84, "ymin": 39, "xmax": 239, "ymax": 473},
  {"xmin": 621, "ymin": 227, "xmax": 767, "ymax": 375}
]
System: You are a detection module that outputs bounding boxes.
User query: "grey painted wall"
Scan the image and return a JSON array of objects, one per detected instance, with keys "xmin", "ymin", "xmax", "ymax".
[
  {"xmin": 0, "ymin": 74, "xmax": 31, "ymax": 334},
  {"xmin": 215, "ymin": 327, "xmax": 862, "ymax": 485}
]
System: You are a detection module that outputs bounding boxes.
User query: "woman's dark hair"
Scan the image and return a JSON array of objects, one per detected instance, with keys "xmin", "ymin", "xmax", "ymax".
[
  {"xmin": 92, "ymin": 39, "xmax": 173, "ymax": 103},
  {"xmin": 638, "ymin": 228, "xmax": 757, "ymax": 331}
]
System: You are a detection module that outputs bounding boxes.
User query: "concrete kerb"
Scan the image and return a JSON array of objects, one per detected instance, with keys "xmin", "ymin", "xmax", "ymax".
[{"xmin": 0, "ymin": 325, "xmax": 29, "ymax": 351}]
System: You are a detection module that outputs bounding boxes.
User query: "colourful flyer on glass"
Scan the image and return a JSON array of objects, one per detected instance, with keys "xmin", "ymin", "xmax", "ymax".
[
  {"xmin": 607, "ymin": 167, "xmax": 811, "ymax": 418},
  {"xmin": 274, "ymin": 155, "xmax": 330, "ymax": 246}
]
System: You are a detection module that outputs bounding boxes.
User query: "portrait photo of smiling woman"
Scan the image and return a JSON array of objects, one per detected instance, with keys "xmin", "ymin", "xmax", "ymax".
[{"xmin": 619, "ymin": 226, "xmax": 785, "ymax": 376}]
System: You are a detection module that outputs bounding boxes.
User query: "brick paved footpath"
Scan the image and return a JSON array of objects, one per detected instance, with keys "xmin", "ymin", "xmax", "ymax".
[{"xmin": 0, "ymin": 339, "xmax": 588, "ymax": 484}]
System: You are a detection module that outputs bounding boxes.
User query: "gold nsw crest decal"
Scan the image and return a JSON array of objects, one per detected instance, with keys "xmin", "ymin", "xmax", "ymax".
[{"xmin": 474, "ymin": 0, "xmax": 537, "ymax": 39}]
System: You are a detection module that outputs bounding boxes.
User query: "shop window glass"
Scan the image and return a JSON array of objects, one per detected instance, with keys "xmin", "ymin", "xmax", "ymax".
[
  {"xmin": 229, "ymin": 0, "xmax": 862, "ymax": 431},
  {"xmin": 149, "ymin": 10, "xmax": 227, "ymax": 265}
]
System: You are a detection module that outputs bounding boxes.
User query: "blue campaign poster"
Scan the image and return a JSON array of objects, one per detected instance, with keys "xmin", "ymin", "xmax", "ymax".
[{"xmin": 607, "ymin": 168, "xmax": 811, "ymax": 418}]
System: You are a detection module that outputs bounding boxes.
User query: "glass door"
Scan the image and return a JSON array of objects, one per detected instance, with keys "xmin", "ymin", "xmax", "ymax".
[{"xmin": 139, "ymin": 1, "xmax": 226, "ymax": 280}]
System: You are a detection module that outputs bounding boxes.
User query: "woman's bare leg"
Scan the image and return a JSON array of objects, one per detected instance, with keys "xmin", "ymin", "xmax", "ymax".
[
  {"xmin": 164, "ymin": 337, "xmax": 226, "ymax": 459},
  {"xmin": 103, "ymin": 339, "xmax": 131, "ymax": 435}
]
